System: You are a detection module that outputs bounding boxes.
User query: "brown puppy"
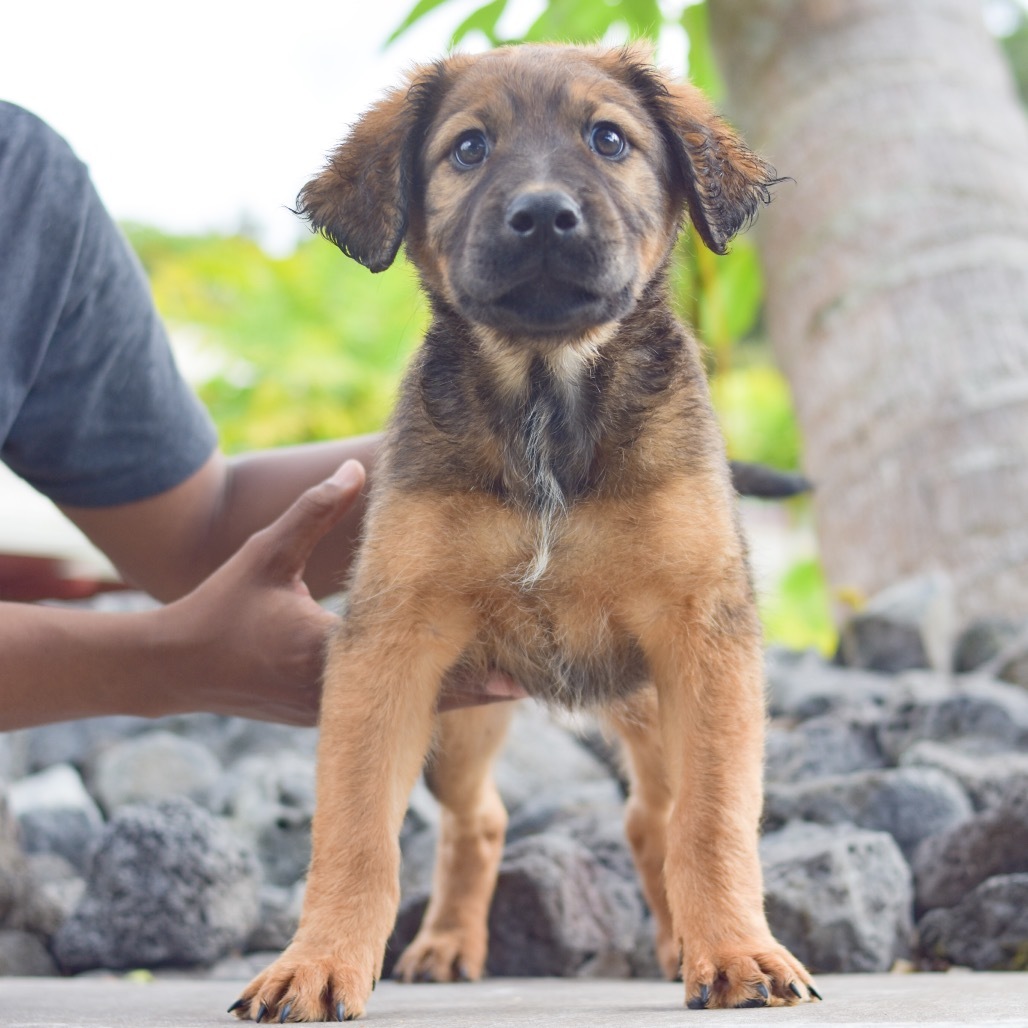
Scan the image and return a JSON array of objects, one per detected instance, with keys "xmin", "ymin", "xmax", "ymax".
[{"xmin": 232, "ymin": 43, "xmax": 818, "ymax": 1021}]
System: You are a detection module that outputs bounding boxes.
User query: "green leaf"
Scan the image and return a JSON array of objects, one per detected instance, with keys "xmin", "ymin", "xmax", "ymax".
[
  {"xmin": 451, "ymin": 0, "xmax": 510, "ymax": 47},
  {"xmin": 386, "ymin": 0, "xmax": 455, "ymax": 46}
]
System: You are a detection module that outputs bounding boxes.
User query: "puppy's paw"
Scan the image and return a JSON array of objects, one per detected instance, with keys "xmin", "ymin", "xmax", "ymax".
[
  {"xmin": 682, "ymin": 938, "xmax": 820, "ymax": 1009},
  {"xmin": 393, "ymin": 927, "xmax": 485, "ymax": 983},
  {"xmin": 229, "ymin": 947, "xmax": 376, "ymax": 1022}
]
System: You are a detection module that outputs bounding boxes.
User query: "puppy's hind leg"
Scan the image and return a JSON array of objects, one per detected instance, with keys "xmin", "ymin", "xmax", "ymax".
[
  {"xmin": 394, "ymin": 701, "xmax": 515, "ymax": 983},
  {"xmin": 602, "ymin": 687, "xmax": 678, "ymax": 980}
]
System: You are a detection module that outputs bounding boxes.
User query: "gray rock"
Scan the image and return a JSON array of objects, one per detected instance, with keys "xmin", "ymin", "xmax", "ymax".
[
  {"xmin": 899, "ymin": 739, "xmax": 1028, "ymax": 811},
  {"xmin": 19, "ymin": 716, "xmax": 148, "ymax": 774},
  {"xmin": 90, "ymin": 730, "xmax": 222, "ymax": 813},
  {"xmin": 485, "ymin": 833, "xmax": 645, "ymax": 978},
  {"xmin": 837, "ymin": 572, "xmax": 954, "ymax": 674},
  {"xmin": 0, "ymin": 733, "xmax": 29, "ymax": 785},
  {"xmin": 494, "ymin": 705, "xmax": 614, "ymax": 815},
  {"xmin": 0, "ymin": 797, "xmax": 65, "ymax": 939},
  {"xmin": 214, "ymin": 752, "xmax": 316, "ymax": 888},
  {"xmin": 761, "ymin": 822, "xmax": 914, "ymax": 973},
  {"xmin": 765, "ymin": 714, "xmax": 885, "ymax": 783},
  {"xmin": 913, "ymin": 790, "xmax": 1028, "ymax": 913},
  {"xmin": 918, "ymin": 873, "xmax": 1028, "ymax": 969},
  {"xmin": 245, "ymin": 881, "xmax": 305, "ymax": 953},
  {"xmin": 8, "ymin": 763, "xmax": 104, "ymax": 874},
  {"xmin": 0, "ymin": 928, "xmax": 58, "ymax": 975},
  {"xmin": 24, "ymin": 853, "xmax": 84, "ymax": 935},
  {"xmin": 8, "ymin": 762, "xmax": 102, "ymax": 820},
  {"xmin": 506, "ymin": 779, "xmax": 625, "ymax": 845},
  {"xmin": 763, "ymin": 766, "xmax": 972, "ymax": 859},
  {"xmin": 52, "ymin": 798, "xmax": 260, "ymax": 972},
  {"xmin": 875, "ymin": 676, "xmax": 1028, "ymax": 763},
  {"xmin": 765, "ymin": 648, "xmax": 894, "ymax": 720},
  {"xmin": 16, "ymin": 807, "xmax": 101, "ymax": 876},
  {"xmin": 149, "ymin": 714, "xmax": 318, "ymax": 768},
  {"xmin": 953, "ymin": 617, "xmax": 1024, "ymax": 673},
  {"xmin": 997, "ymin": 644, "xmax": 1028, "ymax": 691}
]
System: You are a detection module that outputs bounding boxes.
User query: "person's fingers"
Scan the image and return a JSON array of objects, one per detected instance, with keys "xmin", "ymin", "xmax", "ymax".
[
  {"xmin": 437, "ymin": 671, "xmax": 528, "ymax": 712},
  {"xmin": 255, "ymin": 460, "xmax": 366, "ymax": 577}
]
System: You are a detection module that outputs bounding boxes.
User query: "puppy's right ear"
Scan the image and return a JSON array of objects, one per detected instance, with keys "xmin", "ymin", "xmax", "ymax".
[{"xmin": 295, "ymin": 64, "xmax": 446, "ymax": 273}]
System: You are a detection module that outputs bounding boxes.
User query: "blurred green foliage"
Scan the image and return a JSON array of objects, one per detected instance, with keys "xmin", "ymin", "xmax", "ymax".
[{"xmin": 126, "ymin": 225, "xmax": 426, "ymax": 451}]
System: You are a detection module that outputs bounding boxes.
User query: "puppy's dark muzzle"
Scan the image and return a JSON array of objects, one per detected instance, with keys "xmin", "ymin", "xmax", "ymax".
[{"xmin": 454, "ymin": 188, "xmax": 636, "ymax": 338}]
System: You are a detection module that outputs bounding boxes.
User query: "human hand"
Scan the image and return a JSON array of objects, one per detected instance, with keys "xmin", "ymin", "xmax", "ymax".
[
  {"xmin": 162, "ymin": 460, "xmax": 527, "ymax": 724},
  {"xmin": 162, "ymin": 460, "xmax": 367, "ymax": 725}
]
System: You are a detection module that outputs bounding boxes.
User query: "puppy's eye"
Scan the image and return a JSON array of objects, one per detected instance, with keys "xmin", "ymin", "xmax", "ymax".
[
  {"xmin": 590, "ymin": 122, "xmax": 627, "ymax": 160},
  {"xmin": 453, "ymin": 130, "xmax": 489, "ymax": 168}
]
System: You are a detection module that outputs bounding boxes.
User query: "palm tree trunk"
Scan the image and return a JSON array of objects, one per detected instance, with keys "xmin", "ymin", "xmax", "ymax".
[{"xmin": 708, "ymin": 0, "xmax": 1028, "ymax": 623}]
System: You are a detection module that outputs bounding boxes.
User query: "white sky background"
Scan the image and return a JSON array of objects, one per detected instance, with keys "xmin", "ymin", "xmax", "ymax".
[
  {"xmin": 0, "ymin": 1, "xmax": 696, "ymax": 253},
  {"xmin": 0, "ymin": 0, "xmax": 495, "ymax": 253},
  {"xmin": 5, "ymin": 0, "xmax": 1018, "ymax": 254}
]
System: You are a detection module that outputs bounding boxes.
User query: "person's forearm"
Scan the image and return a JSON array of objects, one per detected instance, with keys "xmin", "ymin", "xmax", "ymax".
[
  {"xmin": 62, "ymin": 435, "xmax": 379, "ymax": 603},
  {"xmin": 0, "ymin": 600, "xmax": 188, "ymax": 730}
]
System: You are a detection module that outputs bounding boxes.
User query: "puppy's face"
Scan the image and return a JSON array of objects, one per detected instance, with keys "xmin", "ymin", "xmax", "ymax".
[
  {"xmin": 298, "ymin": 44, "xmax": 778, "ymax": 343},
  {"xmin": 407, "ymin": 48, "xmax": 678, "ymax": 339}
]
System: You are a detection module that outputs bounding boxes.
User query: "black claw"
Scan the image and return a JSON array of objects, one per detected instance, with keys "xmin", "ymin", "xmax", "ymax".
[
  {"xmin": 227, "ymin": 998, "xmax": 248, "ymax": 1014},
  {"xmin": 372, "ymin": 978, "xmax": 377, "ymax": 991},
  {"xmin": 336, "ymin": 1000, "xmax": 346, "ymax": 1022},
  {"xmin": 789, "ymin": 981, "xmax": 804, "ymax": 999},
  {"xmin": 279, "ymin": 1002, "xmax": 292, "ymax": 1024},
  {"xmin": 809, "ymin": 984, "xmax": 823, "ymax": 1001},
  {"xmin": 256, "ymin": 1003, "xmax": 268, "ymax": 1024},
  {"xmin": 687, "ymin": 983, "xmax": 710, "ymax": 1009},
  {"xmin": 455, "ymin": 963, "xmax": 471, "ymax": 982},
  {"xmin": 756, "ymin": 983, "xmax": 769, "ymax": 1001},
  {"xmin": 736, "ymin": 997, "xmax": 766, "ymax": 1009}
]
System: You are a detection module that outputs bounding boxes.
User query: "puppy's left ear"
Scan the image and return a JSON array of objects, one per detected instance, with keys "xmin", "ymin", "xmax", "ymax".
[
  {"xmin": 295, "ymin": 62, "xmax": 449, "ymax": 273},
  {"xmin": 654, "ymin": 78, "xmax": 782, "ymax": 255}
]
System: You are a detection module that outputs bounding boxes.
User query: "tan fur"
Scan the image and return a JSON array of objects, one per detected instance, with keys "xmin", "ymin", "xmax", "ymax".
[{"xmin": 234, "ymin": 43, "xmax": 815, "ymax": 1022}]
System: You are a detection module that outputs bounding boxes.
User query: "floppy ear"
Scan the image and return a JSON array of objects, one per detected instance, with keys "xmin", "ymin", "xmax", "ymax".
[
  {"xmin": 607, "ymin": 46, "xmax": 781, "ymax": 255},
  {"xmin": 295, "ymin": 63, "xmax": 447, "ymax": 273},
  {"xmin": 657, "ymin": 79, "xmax": 782, "ymax": 255}
]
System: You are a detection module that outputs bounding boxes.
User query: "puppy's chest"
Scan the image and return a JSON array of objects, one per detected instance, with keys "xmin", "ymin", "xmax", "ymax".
[{"xmin": 465, "ymin": 567, "xmax": 651, "ymax": 708}]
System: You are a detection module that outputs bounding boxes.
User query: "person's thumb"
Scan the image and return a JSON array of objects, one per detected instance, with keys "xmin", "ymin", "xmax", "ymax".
[{"xmin": 255, "ymin": 460, "xmax": 366, "ymax": 578}]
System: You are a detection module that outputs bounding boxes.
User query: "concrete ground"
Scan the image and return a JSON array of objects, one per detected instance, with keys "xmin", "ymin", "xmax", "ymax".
[{"xmin": 4, "ymin": 974, "xmax": 1027, "ymax": 1028}]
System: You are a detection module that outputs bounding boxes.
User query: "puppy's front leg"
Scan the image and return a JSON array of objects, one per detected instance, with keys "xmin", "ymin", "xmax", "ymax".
[
  {"xmin": 623, "ymin": 486, "xmax": 817, "ymax": 1008},
  {"xmin": 233, "ymin": 599, "xmax": 474, "ymax": 1023}
]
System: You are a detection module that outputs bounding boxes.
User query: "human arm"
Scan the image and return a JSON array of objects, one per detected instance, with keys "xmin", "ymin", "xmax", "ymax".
[
  {"xmin": 3, "ymin": 459, "xmax": 526, "ymax": 731},
  {"xmin": 59, "ymin": 436, "xmax": 380, "ymax": 603}
]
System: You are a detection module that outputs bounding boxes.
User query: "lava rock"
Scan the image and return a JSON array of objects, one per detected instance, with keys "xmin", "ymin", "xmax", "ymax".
[
  {"xmin": 90, "ymin": 730, "xmax": 222, "ymax": 812},
  {"xmin": 875, "ymin": 677, "xmax": 1028, "ymax": 763},
  {"xmin": 8, "ymin": 764, "xmax": 104, "ymax": 874},
  {"xmin": 765, "ymin": 714, "xmax": 884, "ymax": 783},
  {"xmin": 763, "ymin": 766, "xmax": 972, "ymax": 859},
  {"xmin": 486, "ymin": 833, "xmax": 645, "ymax": 978},
  {"xmin": 899, "ymin": 739, "xmax": 1028, "ymax": 811},
  {"xmin": 0, "ymin": 928, "xmax": 58, "ymax": 975},
  {"xmin": 953, "ymin": 617, "xmax": 1024, "ymax": 673},
  {"xmin": 51, "ymin": 798, "xmax": 260, "ymax": 972},
  {"xmin": 761, "ymin": 821, "xmax": 914, "ymax": 973},
  {"xmin": 918, "ymin": 873, "xmax": 1028, "ymax": 969},
  {"xmin": 836, "ymin": 573, "xmax": 954, "ymax": 673},
  {"xmin": 913, "ymin": 790, "xmax": 1028, "ymax": 913},
  {"xmin": 214, "ymin": 752, "xmax": 316, "ymax": 888}
]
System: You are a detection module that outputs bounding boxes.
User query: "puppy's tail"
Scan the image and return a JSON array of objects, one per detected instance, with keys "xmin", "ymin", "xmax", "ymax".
[{"xmin": 730, "ymin": 460, "xmax": 812, "ymax": 499}]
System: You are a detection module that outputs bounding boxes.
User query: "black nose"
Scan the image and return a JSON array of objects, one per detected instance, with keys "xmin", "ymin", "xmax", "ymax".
[{"xmin": 506, "ymin": 190, "xmax": 582, "ymax": 238}]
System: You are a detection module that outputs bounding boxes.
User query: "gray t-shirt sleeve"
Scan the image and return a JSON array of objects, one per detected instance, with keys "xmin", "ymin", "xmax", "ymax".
[{"xmin": 0, "ymin": 102, "xmax": 218, "ymax": 508}]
